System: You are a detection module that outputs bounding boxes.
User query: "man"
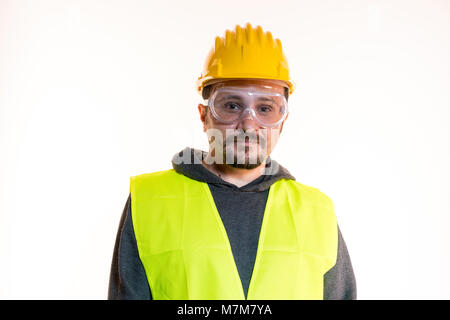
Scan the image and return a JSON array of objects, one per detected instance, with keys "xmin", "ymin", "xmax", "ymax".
[{"xmin": 108, "ymin": 23, "xmax": 356, "ymax": 300}]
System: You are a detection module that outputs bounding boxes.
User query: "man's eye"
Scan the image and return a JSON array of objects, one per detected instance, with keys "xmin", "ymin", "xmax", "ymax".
[
  {"xmin": 258, "ymin": 105, "xmax": 272, "ymax": 113},
  {"xmin": 224, "ymin": 103, "xmax": 241, "ymax": 110}
]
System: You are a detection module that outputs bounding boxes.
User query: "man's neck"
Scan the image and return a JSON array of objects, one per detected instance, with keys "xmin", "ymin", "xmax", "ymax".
[{"xmin": 201, "ymin": 158, "xmax": 266, "ymax": 188}]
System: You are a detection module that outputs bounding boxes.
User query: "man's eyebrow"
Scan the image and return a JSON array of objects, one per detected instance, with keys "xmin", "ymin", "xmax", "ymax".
[
  {"xmin": 217, "ymin": 95, "xmax": 277, "ymax": 101},
  {"xmin": 216, "ymin": 95, "xmax": 243, "ymax": 102},
  {"xmin": 256, "ymin": 96, "xmax": 275, "ymax": 102}
]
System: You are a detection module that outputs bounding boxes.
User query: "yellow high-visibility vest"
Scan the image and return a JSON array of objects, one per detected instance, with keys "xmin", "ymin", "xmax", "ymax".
[{"xmin": 130, "ymin": 169, "xmax": 338, "ymax": 299}]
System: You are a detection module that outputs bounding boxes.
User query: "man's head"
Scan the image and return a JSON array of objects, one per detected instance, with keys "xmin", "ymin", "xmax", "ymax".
[
  {"xmin": 196, "ymin": 23, "xmax": 294, "ymax": 169},
  {"xmin": 198, "ymin": 79, "xmax": 289, "ymax": 169}
]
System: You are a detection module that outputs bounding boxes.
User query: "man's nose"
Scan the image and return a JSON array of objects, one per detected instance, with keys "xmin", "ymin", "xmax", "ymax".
[{"xmin": 236, "ymin": 109, "xmax": 260, "ymax": 131}]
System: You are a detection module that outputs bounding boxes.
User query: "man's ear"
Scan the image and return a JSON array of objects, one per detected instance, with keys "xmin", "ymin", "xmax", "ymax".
[{"xmin": 198, "ymin": 103, "xmax": 207, "ymax": 132}]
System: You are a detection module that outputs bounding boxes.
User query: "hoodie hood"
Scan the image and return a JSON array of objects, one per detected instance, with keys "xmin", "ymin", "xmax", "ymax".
[{"xmin": 171, "ymin": 147, "xmax": 295, "ymax": 192}]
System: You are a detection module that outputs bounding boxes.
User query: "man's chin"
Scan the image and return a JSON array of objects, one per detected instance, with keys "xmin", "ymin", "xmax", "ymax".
[
  {"xmin": 227, "ymin": 162, "xmax": 262, "ymax": 170},
  {"xmin": 224, "ymin": 152, "xmax": 267, "ymax": 169}
]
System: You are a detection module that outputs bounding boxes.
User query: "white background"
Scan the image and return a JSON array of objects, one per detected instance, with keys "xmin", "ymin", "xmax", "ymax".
[{"xmin": 1, "ymin": 0, "xmax": 449, "ymax": 299}]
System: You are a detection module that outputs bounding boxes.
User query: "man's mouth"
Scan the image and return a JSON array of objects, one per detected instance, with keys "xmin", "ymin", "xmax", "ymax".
[{"xmin": 232, "ymin": 137, "xmax": 260, "ymax": 144}]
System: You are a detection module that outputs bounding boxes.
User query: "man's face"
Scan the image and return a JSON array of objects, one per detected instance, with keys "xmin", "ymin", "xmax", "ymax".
[{"xmin": 198, "ymin": 79, "xmax": 289, "ymax": 169}]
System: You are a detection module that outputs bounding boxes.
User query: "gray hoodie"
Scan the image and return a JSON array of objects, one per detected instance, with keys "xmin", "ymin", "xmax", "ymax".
[{"xmin": 108, "ymin": 147, "xmax": 357, "ymax": 299}]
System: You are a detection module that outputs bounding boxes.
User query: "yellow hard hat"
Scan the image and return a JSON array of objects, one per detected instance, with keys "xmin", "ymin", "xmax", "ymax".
[{"xmin": 196, "ymin": 23, "xmax": 295, "ymax": 96}]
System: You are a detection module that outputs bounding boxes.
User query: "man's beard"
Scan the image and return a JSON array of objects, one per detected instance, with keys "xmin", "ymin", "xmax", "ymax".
[{"xmin": 223, "ymin": 129, "xmax": 267, "ymax": 169}]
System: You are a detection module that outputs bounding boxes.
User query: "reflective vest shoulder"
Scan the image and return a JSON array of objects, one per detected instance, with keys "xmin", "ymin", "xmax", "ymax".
[{"xmin": 130, "ymin": 169, "xmax": 338, "ymax": 300}]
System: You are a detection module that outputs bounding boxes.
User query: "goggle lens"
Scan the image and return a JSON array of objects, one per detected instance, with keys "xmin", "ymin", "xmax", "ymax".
[{"xmin": 208, "ymin": 87, "xmax": 288, "ymax": 127}]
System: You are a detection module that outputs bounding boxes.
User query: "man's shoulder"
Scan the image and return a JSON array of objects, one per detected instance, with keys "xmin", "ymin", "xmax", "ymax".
[
  {"xmin": 278, "ymin": 179, "xmax": 335, "ymax": 209},
  {"xmin": 130, "ymin": 169, "xmax": 177, "ymax": 194},
  {"xmin": 130, "ymin": 168, "xmax": 203, "ymax": 196},
  {"xmin": 132, "ymin": 168, "xmax": 175, "ymax": 180}
]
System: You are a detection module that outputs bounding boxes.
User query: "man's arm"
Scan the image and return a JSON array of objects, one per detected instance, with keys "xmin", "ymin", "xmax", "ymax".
[
  {"xmin": 108, "ymin": 194, "xmax": 152, "ymax": 300},
  {"xmin": 323, "ymin": 226, "xmax": 357, "ymax": 299}
]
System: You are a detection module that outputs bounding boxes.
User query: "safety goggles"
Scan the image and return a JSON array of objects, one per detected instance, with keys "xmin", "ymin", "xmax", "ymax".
[{"xmin": 206, "ymin": 86, "xmax": 288, "ymax": 127}]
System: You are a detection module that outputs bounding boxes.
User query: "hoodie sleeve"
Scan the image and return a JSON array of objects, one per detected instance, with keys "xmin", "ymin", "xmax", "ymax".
[
  {"xmin": 108, "ymin": 194, "xmax": 152, "ymax": 300},
  {"xmin": 323, "ymin": 226, "xmax": 357, "ymax": 300}
]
